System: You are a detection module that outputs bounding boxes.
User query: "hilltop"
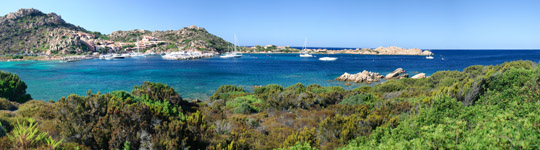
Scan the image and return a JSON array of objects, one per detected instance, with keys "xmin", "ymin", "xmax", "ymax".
[{"xmin": 0, "ymin": 8, "xmax": 230, "ymax": 55}]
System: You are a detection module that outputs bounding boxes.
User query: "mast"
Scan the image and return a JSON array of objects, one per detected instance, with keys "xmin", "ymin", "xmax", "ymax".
[
  {"xmin": 233, "ymin": 34, "xmax": 237, "ymax": 52},
  {"xmin": 136, "ymin": 36, "xmax": 140, "ymax": 53},
  {"xmin": 303, "ymin": 38, "xmax": 308, "ymax": 51}
]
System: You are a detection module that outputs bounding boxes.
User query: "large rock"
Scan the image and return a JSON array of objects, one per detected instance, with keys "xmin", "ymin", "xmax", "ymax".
[
  {"xmin": 411, "ymin": 73, "xmax": 426, "ymax": 79},
  {"xmin": 385, "ymin": 68, "xmax": 405, "ymax": 79},
  {"xmin": 336, "ymin": 70, "xmax": 384, "ymax": 83}
]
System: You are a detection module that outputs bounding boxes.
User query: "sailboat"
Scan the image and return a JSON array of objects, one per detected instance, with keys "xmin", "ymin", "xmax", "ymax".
[
  {"xmin": 299, "ymin": 38, "xmax": 313, "ymax": 57},
  {"xmin": 220, "ymin": 34, "xmax": 242, "ymax": 58},
  {"xmin": 130, "ymin": 36, "xmax": 145, "ymax": 57},
  {"xmin": 220, "ymin": 44, "xmax": 235, "ymax": 58}
]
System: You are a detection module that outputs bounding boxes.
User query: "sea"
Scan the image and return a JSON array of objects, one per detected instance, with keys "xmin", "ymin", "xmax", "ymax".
[{"xmin": 1, "ymin": 50, "xmax": 539, "ymax": 101}]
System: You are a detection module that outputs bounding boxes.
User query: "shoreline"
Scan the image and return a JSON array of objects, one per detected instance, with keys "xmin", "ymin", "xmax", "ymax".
[{"xmin": 240, "ymin": 52, "xmax": 433, "ymax": 56}]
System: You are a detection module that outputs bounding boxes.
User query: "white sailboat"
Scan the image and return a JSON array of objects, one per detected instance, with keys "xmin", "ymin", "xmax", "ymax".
[
  {"xmin": 299, "ymin": 38, "xmax": 313, "ymax": 57},
  {"xmin": 220, "ymin": 45, "xmax": 235, "ymax": 58},
  {"xmin": 220, "ymin": 34, "xmax": 242, "ymax": 58},
  {"xmin": 130, "ymin": 36, "xmax": 146, "ymax": 57}
]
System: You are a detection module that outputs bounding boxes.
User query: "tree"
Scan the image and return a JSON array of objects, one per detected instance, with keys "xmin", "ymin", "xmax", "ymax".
[{"xmin": 0, "ymin": 71, "xmax": 31, "ymax": 103}]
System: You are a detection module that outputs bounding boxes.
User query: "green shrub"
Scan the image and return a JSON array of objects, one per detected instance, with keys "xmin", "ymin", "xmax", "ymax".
[
  {"xmin": 0, "ymin": 98, "xmax": 17, "ymax": 110},
  {"xmin": 16, "ymin": 100, "xmax": 55, "ymax": 120},
  {"xmin": 0, "ymin": 71, "xmax": 32, "ymax": 103},
  {"xmin": 210, "ymin": 85, "xmax": 245, "ymax": 101},
  {"xmin": 226, "ymin": 95, "xmax": 263, "ymax": 114},
  {"xmin": 487, "ymin": 68, "xmax": 532, "ymax": 91},
  {"xmin": 340, "ymin": 93, "xmax": 378, "ymax": 106},
  {"xmin": 375, "ymin": 80, "xmax": 406, "ymax": 93}
]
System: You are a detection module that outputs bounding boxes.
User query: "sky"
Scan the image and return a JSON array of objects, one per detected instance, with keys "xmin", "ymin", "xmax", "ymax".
[{"xmin": 1, "ymin": 0, "xmax": 540, "ymax": 49}]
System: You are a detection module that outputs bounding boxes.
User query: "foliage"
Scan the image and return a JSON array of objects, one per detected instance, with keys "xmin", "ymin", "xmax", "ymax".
[
  {"xmin": 210, "ymin": 85, "xmax": 246, "ymax": 101},
  {"xmin": 0, "ymin": 71, "xmax": 32, "ymax": 103},
  {"xmin": 6, "ymin": 118, "xmax": 61, "ymax": 149},
  {"xmin": 56, "ymin": 83, "xmax": 212, "ymax": 150},
  {"xmin": 226, "ymin": 95, "xmax": 263, "ymax": 114},
  {"xmin": 277, "ymin": 142, "xmax": 318, "ymax": 150},
  {"xmin": 0, "ymin": 60, "xmax": 539, "ymax": 149},
  {"xmin": 0, "ymin": 98, "xmax": 17, "ymax": 110},
  {"xmin": 340, "ymin": 93, "xmax": 378, "ymax": 106}
]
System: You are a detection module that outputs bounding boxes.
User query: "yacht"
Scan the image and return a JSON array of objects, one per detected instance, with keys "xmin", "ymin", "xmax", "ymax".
[
  {"xmin": 300, "ymin": 52, "xmax": 313, "ymax": 57},
  {"xmin": 221, "ymin": 34, "xmax": 242, "ymax": 58},
  {"xmin": 145, "ymin": 51, "xmax": 158, "ymax": 56},
  {"xmin": 112, "ymin": 54, "xmax": 125, "ymax": 59},
  {"xmin": 426, "ymin": 55, "xmax": 434, "ymax": 59},
  {"xmin": 131, "ymin": 36, "xmax": 146, "ymax": 57},
  {"xmin": 99, "ymin": 54, "xmax": 112, "ymax": 60},
  {"xmin": 319, "ymin": 57, "xmax": 338, "ymax": 61},
  {"xmin": 299, "ymin": 38, "xmax": 313, "ymax": 57}
]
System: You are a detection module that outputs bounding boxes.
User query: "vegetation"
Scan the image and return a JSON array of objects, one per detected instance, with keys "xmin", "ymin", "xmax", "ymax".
[
  {"xmin": 0, "ymin": 60, "xmax": 539, "ymax": 149},
  {"xmin": 0, "ymin": 71, "xmax": 31, "ymax": 103}
]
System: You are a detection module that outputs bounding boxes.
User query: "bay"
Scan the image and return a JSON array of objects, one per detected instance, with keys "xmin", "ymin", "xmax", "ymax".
[{"xmin": 1, "ymin": 50, "xmax": 539, "ymax": 101}]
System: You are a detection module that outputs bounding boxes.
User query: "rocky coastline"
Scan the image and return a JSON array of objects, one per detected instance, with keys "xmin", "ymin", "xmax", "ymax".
[
  {"xmin": 242, "ymin": 46, "xmax": 433, "ymax": 56},
  {"xmin": 336, "ymin": 68, "xmax": 427, "ymax": 83}
]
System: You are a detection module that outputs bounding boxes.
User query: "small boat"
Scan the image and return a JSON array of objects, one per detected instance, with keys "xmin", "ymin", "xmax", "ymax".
[
  {"xmin": 319, "ymin": 57, "xmax": 338, "ymax": 61},
  {"xmin": 112, "ymin": 54, "xmax": 125, "ymax": 59},
  {"xmin": 219, "ymin": 54, "xmax": 235, "ymax": 58},
  {"xmin": 130, "ymin": 36, "xmax": 146, "ymax": 57},
  {"xmin": 121, "ymin": 53, "xmax": 131, "ymax": 58},
  {"xmin": 299, "ymin": 39, "xmax": 313, "ymax": 57},
  {"xmin": 145, "ymin": 52, "xmax": 158, "ymax": 56},
  {"xmin": 300, "ymin": 53, "xmax": 313, "ymax": 57},
  {"xmin": 129, "ymin": 52, "xmax": 145, "ymax": 57},
  {"xmin": 426, "ymin": 55, "xmax": 434, "ymax": 59}
]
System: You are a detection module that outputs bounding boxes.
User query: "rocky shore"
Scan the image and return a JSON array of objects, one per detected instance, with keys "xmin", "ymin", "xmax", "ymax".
[
  {"xmin": 242, "ymin": 46, "xmax": 433, "ymax": 56},
  {"xmin": 306, "ymin": 46, "xmax": 433, "ymax": 55},
  {"xmin": 336, "ymin": 68, "xmax": 426, "ymax": 83}
]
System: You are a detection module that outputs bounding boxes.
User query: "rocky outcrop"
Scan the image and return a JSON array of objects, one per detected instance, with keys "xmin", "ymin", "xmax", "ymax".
[
  {"xmin": 311, "ymin": 46, "xmax": 433, "ymax": 56},
  {"xmin": 398, "ymin": 74, "xmax": 409, "ymax": 79},
  {"xmin": 385, "ymin": 68, "xmax": 405, "ymax": 79},
  {"xmin": 336, "ymin": 69, "xmax": 428, "ymax": 84},
  {"xmin": 411, "ymin": 73, "xmax": 426, "ymax": 79},
  {"xmin": 336, "ymin": 70, "xmax": 384, "ymax": 83}
]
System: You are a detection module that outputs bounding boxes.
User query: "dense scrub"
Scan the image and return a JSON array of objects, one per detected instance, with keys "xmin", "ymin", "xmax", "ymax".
[{"xmin": 0, "ymin": 60, "xmax": 539, "ymax": 149}]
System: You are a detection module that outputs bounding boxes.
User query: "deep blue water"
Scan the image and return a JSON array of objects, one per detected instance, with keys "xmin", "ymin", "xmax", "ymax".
[{"xmin": 1, "ymin": 50, "xmax": 539, "ymax": 101}]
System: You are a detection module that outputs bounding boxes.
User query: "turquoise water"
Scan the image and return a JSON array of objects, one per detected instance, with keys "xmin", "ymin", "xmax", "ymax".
[{"xmin": 1, "ymin": 50, "xmax": 540, "ymax": 101}]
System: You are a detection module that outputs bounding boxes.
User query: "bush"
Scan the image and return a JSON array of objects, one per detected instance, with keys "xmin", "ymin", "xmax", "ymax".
[
  {"xmin": 0, "ymin": 71, "xmax": 32, "ymax": 103},
  {"xmin": 131, "ymin": 81, "xmax": 187, "ymax": 107},
  {"xmin": 340, "ymin": 93, "xmax": 378, "ymax": 106},
  {"xmin": 0, "ymin": 98, "xmax": 17, "ymax": 111},
  {"xmin": 210, "ymin": 85, "xmax": 245, "ymax": 101},
  {"xmin": 16, "ymin": 100, "xmax": 55, "ymax": 120},
  {"xmin": 226, "ymin": 95, "xmax": 263, "ymax": 114},
  {"xmin": 374, "ymin": 80, "xmax": 406, "ymax": 93}
]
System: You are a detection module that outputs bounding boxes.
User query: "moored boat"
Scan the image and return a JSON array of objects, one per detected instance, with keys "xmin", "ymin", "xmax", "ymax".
[{"xmin": 319, "ymin": 57, "xmax": 338, "ymax": 61}]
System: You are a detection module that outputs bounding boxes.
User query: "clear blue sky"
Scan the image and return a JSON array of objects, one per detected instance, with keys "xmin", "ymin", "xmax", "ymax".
[{"xmin": 2, "ymin": 0, "xmax": 540, "ymax": 49}]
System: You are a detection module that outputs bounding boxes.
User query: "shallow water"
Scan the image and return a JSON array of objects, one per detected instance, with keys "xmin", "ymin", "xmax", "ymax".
[{"xmin": 1, "ymin": 50, "xmax": 539, "ymax": 101}]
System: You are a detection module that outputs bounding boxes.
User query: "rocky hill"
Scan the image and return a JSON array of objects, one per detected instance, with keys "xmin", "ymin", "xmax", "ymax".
[
  {"xmin": 109, "ymin": 25, "xmax": 230, "ymax": 52},
  {"xmin": 0, "ymin": 8, "xmax": 230, "ymax": 55},
  {"xmin": 0, "ymin": 8, "xmax": 91, "ymax": 55}
]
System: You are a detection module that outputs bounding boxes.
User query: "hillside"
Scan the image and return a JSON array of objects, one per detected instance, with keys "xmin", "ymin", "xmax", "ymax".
[
  {"xmin": 0, "ymin": 8, "xmax": 90, "ymax": 55},
  {"xmin": 0, "ymin": 8, "xmax": 230, "ymax": 55},
  {"xmin": 109, "ymin": 26, "xmax": 230, "ymax": 52}
]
